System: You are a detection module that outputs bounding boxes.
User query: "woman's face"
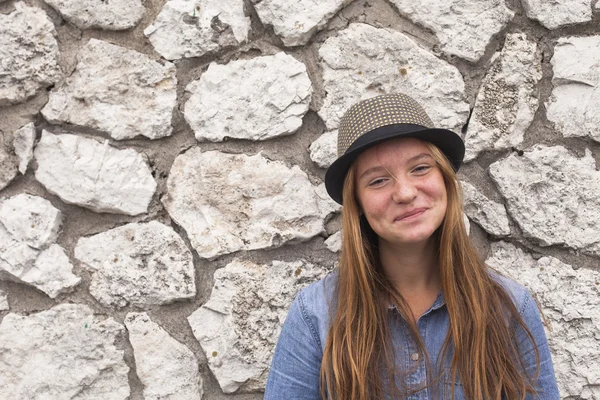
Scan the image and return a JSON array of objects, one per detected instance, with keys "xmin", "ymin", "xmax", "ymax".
[{"xmin": 354, "ymin": 137, "xmax": 447, "ymax": 248}]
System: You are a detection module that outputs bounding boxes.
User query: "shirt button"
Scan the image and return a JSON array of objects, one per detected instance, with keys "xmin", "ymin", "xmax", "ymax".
[{"xmin": 411, "ymin": 352, "xmax": 419, "ymax": 361}]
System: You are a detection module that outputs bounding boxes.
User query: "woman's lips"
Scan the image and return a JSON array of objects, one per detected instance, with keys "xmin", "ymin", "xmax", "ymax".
[{"xmin": 395, "ymin": 208, "xmax": 427, "ymax": 221}]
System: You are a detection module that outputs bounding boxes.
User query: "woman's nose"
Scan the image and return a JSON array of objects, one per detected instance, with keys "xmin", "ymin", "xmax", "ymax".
[{"xmin": 391, "ymin": 178, "xmax": 418, "ymax": 203}]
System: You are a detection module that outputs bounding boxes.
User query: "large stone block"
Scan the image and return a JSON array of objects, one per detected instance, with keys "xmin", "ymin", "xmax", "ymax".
[
  {"xmin": 44, "ymin": 0, "xmax": 145, "ymax": 30},
  {"xmin": 522, "ymin": 0, "xmax": 593, "ymax": 29},
  {"xmin": 461, "ymin": 181, "xmax": 510, "ymax": 236},
  {"xmin": 188, "ymin": 259, "xmax": 332, "ymax": 393}
]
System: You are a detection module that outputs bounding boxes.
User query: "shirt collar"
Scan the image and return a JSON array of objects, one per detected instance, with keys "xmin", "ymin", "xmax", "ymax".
[{"xmin": 387, "ymin": 290, "xmax": 446, "ymax": 314}]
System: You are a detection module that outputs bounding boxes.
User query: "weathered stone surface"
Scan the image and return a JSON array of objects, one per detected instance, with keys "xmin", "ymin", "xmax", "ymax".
[
  {"xmin": 164, "ymin": 148, "xmax": 340, "ymax": 259},
  {"xmin": 188, "ymin": 259, "xmax": 332, "ymax": 393},
  {"xmin": 318, "ymin": 23, "xmax": 469, "ymax": 132},
  {"xmin": 388, "ymin": 0, "xmax": 513, "ymax": 62},
  {"xmin": 0, "ymin": 289, "xmax": 8, "ymax": 311},
  {"xmin": 547, "ymin": 36, "xmax": 600, "ymax": 143},
  {"xmin": 0, "ymin": 304, "xmax": 130, "ymax": 399},
  {"xmin": 489, "ymin": 145, "xmax": 600, "ymax": 256},
  {"xmin": 252, "ymin": 0, "xmax": 352, "ymax": 46},
  {"xmin": 184, "ymin": 53, "xmax": 312, "ymax": 142},
  {"xmin": 465, "ymin": 34, "xmax": 542, "ymax": 161},
  {"xmin": 13, "ymin": 123, "xmax": 36, "ymax": 175},
  {"xmin": 42, "ymin": 39, "xmax": 177, "ymax": 141},
  {"xmin": 44, "ymin": 0, "xmax": 145, "ymax": 30},
  {"xmin": 75, "ymin": 221, "xmax": 195, "ymax": 308},
  {"xmin": 522, "ymin": 0, "xmax": 593, "ymax": 29},
  {"xmin": 125, "ymin": 312, "xmax": 203, "ymax": 400},
  {"xmin": 0, "ymin": 194, "xmax": 62, "ymax": 249},
  {"xmin": 463, "ymin": 212, "xmax": 470, "ymax": 236},
  {"xmin": 325, "ymin": 230, "xmax": 341, "ymax": 253},
  {"xmin": 144, "ymin": 0, "xmax": 250, "ymax": 60},
  {"xmin": 0, "ymin": 147, "xmax": 18, "ymax": 192},
  {"xmin": 486, "ymin": 242, "xmax": 600, "ymax": 398},
  {"xmin": 0, "ymin": 3, "xmax": 61, "ymax": 106},
  {"xmin": 34, "ymin": 132, "xmax": 156, "ymax": 216},
  {"xmin": 461, "ymin": 181, "xmax": 510, "ymax": 236},
  {"xmin": 309, "ymin": 130, "xmax": 337, "ymax": 168}
]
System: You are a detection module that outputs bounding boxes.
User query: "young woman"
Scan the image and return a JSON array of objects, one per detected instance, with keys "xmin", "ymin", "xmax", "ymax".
[{"xmin": 265, "ymin": 94, "xmax": 559, "ymax": 399}]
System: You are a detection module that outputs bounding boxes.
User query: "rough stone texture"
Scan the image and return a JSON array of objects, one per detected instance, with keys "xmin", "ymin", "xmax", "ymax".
[
  {"xmin": 13, "ymin": 123, "xmax": 36, "ymax": 175},
  {"xmin": 163, "ymin": 148, "xmax": 340, "ymax": 259},
  {"xmin": 0, "ymin": 3, "xmax": 62, "ymax": 106},
  {"xmin": 522, "ymin": 0, "xmax": 593, "ymax": 29},
  {"xmin": 0, "ymin": 304, "xmax": 130, "ymax": 399},
  {"xmin": 546, "ymin": 36, "xmax": 600, "ymax": 143},
  {"xmin": 486, "ymin": 242, "xmax": 600, "ymax": 399},
  {"xmin": 388, "ymin": 0, "xmax": 513, "ymax": 62},
  {"xmin": 325, "ymin": 230, "xmax": 341, "ymax": 253},
  {"xmin": 0, "ymin": 193, "xmax": 62, "ymax": 249},
  {"xmin": 0, "ymin": 147, "xmax": 18, "ymax": 192},
  {"xmin": 252, "ymin": 0, "xmax": 352, "ymax": 46},
  {"xmin": 144, "ymin": 0, "xmax": 251, "ymax": 60},
  {"xmin": 44, "ymin": 0, "xmax": 145, "ymax": 30},
  {"xmin": 463, "ymin": 212, "xmax": 470, "ymax": 236},
  {"xmin": 184, "ymin": 53, "xmax": 312, "ymax": 142},
  {"xmin": 0, "ymin": 289, "xmax": 8, "ymax": 311},
  {"xmin": 461, "ymin": 181, "xmax": 510, "ymax": 236},
  {"xmin": 465, "ymin": 33, "xmax": 542, "ymax": 161},
  {"xmin": 125, "ymin": 312, "xmax": 203, "ymax": 400},
  {"xmin": 75, "ymin": 221, "xmax": 196, "ymax": 308},
  {"xmin": 309, "ymin": 130, "xmax": 337, "ymax": 168},
  {"xmin": 42, "ymin": 39, "xmax": 177, "ymax": 141},
  {"xmin": 318, "ymin": 23, "xmax": 470, "ymax": 132},
  {"xmin": 34, "ymin": 131, "xmax": 157, "ymax": 216},
  {"xmin": 489, "ymin": 145, "xmax": 600, "ymax": 256},
  {"xmin": 188, "ymin": 259, "xmax": 332, "ymax": 393}
]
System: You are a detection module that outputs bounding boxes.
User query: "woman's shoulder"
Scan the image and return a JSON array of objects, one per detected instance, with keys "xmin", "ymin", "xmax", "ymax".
[
  {"xmin": 488, "ymin": 268, "xmax": 535, "ymax": 316},
  {"xmin": 296, "ymin": 269, "xmax": 338, "ymax": 312}
]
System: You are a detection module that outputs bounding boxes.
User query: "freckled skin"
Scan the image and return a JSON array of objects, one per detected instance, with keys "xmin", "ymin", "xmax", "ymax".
[{"xmin": 355, "ymin": 138, "xmax": 448, "ymax": 248}]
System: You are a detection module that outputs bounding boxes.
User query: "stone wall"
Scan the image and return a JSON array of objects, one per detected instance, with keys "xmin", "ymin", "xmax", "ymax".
[{"xmin": 0, "ymin": 0, "xmax": 599, "ymax": 398}]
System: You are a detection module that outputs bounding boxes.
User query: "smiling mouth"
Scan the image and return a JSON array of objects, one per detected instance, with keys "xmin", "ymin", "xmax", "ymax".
[{"xmin": 395, "ymin": 208, "xmax": 427, "ymax": 221}]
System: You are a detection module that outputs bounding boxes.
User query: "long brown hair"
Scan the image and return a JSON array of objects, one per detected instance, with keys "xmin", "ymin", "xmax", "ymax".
[{"xmin": 320, "ymin": 142, "xmax": 540, "ymax": 399}]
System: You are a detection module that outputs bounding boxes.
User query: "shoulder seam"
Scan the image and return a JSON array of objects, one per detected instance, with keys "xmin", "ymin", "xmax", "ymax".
[
  {"xmin": 298, "ymin": 290, "xmax": 324, "ymax": 351},
  {"xmin": 518, "ymin": 287, "xmax": 530, "ymax": 317}
]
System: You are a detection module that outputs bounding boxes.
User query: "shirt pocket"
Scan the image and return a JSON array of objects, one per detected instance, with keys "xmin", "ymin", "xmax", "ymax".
[{"xmin": 443, "ymin": 368, "xmax": 465, "ymax": 400}]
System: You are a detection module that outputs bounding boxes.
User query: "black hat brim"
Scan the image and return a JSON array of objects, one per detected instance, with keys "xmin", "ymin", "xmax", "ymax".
[{"xmin": 324, "ymin": 123, "xmax": 465, "ymax": 205}]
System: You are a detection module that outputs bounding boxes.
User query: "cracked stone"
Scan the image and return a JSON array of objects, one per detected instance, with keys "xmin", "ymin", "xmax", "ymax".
[
  {"xmin": 0, "ymin": 146, "xmax": 18, "ymax": 192},
  {"xmin": 318, "ymin": 23, "xmax": 469, "ymax": 133},
  {"xmin": 34, "ymin": 131, "xmax": 156, "ymax": 216},
  {"xmin": 0, "ymin": 3, "xmax": 62, "ymax": 106},
  {"xmin": 547, "ymin": 36, "xmax": 600, "ymax": 143},
  {"xmin": 465, "ymin": 33, "xmax": 542, "ymax": 161},
  {"xmin": 42, "ymin": 39, "xmax": 177, "ymax": 141},
  {"xmin": 461, "ymin": 181, "xmax": 510, "ymax": 236},
  {"xmin": 388, "ymin": 0, "xmax": 513, "ymax": 62},
  {"xmin": 522, "ymin": 0, "xmax": 593, "ymax": 29},
  {"xmin": 184, "ymin": 52, "xmax": 312, "ymax": 142},
  {"xmin": 486, "ymin": 241, "xmax": 600, "ymax": 399},
  {"xmin": 489, "ymin": 145, "xmax": 600, "ymax": 256},
  {"xmin": 163, "ymin": 148, "xmax": 340, "ymax": 259},
  {"xmin": 0, "ymin": 304, "xmax": 130, "ymax": 399},
  {"xmin": 252, "ymin": 0, "xmax": 352, "ymax": 46},
  {"xmin": 75, "ymin": 221, "xmax": 196, "ymax": 308},
  {"xmin": 309, "ymin": 130, "xmax": 337, "ymax": 169},
  {"xmin": 44, "ymin": 0, "xmax": 145, "ymax": 30},
  {"xmin": 324, "ymin": 230, "xmax": 341, "ymax": 253},
  {"xmin": 0, "ymin": 289, "xmax": 8, "ymax": 311},
  {"xmin": 188, "ymin": 259, "xmax": 332, "ymax": 393},
  {"xmin": 125, "ymin": 312, "xmax": 203, "ymax": 399},
  {"xmin": 144, "ymin": 0, "xmax": 250, "ymax": 60},
  {"xmin": 13, "ymin": 123, "xmax": 36, "ymax": 175}
]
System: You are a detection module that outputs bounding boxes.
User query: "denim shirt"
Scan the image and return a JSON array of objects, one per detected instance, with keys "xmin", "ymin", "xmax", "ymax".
[{"xmin": 265, "ymin": 271, "xmax": 559, "ymax": 399}]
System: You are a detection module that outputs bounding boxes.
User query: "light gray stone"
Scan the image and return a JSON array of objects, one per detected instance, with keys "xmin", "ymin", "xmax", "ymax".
[
  {"xmin": 522, "ymin": 0, "xmax": 593, "ymax": 29},
  {"xmin": 125, "ymin": 312, "xmax": 203, "ymax": 400},
  {"xmin": 465, "ymin": 34, "xmax": 542, "ymax": 161},
  {"xmin": 0, "ymin": 147, "xmax": 18, "ymax": 192},
  {"xmin": 324, "ymin": 230, "xmax": 342, "ymax": 253},
  {"xmin": 75, "ymin": 221, "xmax": 196, "ymax": 308},
  {"xmin": 252, "ymin": 0, "xmax": 352, "ymax": 46},
  {"xmin": 486, "ymin": 242, "xmax": 600, "ymax": 399},
  {"xmin": 34, "ymin": 132, "xmax": 156, "ymax": 216},
  {"xmin": 0, "ymin": 3, "xmax": 62, "ymax": 106},
  {"xmin": 144, "ymin": 0, "xmax": 250, "ymax": 60},
  {"xmin": 13, "ymin": 123, "xmax": 36, "ymax": 174},
  {"xmin": 309, "ymin": 130, "xmax": 337, "ymax": 168},
  {"xmin": 0, "ymin": 289, "xmax": 8, "ymax": 311},
  {"xmin": 547, "ymin": 36, "xmax": 600, "ymax": 143},
  {"xmin": 188, "ymin": 259, "xmax": 332, "ymax": 393},
  {"xmin": 0, "ymin": 193, "xmax": 62, "ymax": 249},
  {"xmin": 489, "ymin": 145, "xmax": 600, "ymax": 256},
  {"xmin": 318, "ymin": 23, "xmax": 469, "ymax": 133},
  {"xmin": 42, "ymin": 39, "xmax": 177, "ymax": 141},
  {"xmin": 463, "ymin": 212, "xmax": 470, "ymax": 236},
  {"xmin": 44, "ymin": 0, "xmax": 145, "ymax": 30},
  {"xmin": 184, "ymin": 53, "xmax": 312, "ymax": 142},
  {"xmin": 164, "ymin": 148, "xmax": 340, "ymax": 259},
  {"xmin": 461, "ymin": 181, "xmax": 510, "ymax": 236},
  {"xmin": 0, "ymin": 304, "xmax": 130, "ymax": 399},
  {"xmin": 388, "ymin": 0, "xmax": 513, "ymax": 62}
]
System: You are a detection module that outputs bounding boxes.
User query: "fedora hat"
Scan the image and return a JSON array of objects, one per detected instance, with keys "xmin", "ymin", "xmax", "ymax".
[{"xmin": 324, "ymin": 93, "xmax": 465, "ymax": 204}]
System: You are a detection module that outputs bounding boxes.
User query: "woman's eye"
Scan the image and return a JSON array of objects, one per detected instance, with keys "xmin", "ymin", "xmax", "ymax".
[
  {"xmin": 368, "ymin": 178, "xmax": 387, "ymax": 187},
  {"xmin": 413, "ymin": 165, "xmax": 431, "ymax": 173}
]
